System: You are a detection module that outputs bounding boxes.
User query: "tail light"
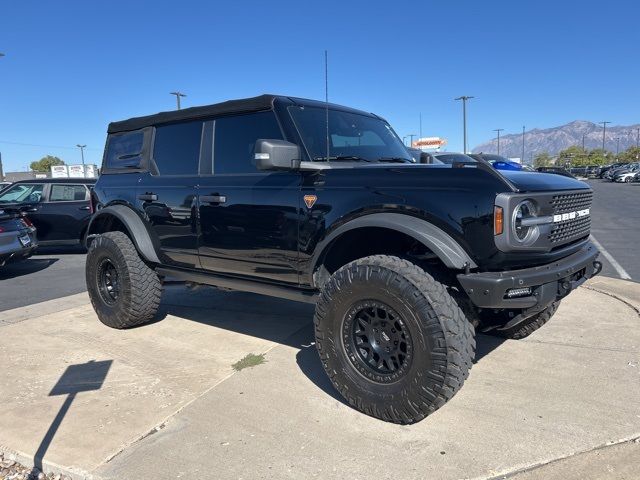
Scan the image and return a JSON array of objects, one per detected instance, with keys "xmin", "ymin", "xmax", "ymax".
[
  {"xmin": 0, "ymin": 226, "xmax": 4, "ymax": 233},
  {"xmin": 21, "ymin": 216, "xmax": 34, "ymax": 228},
  {"xmin": 494, "ymin": 206, "xmax": 504, "ymax": 235}
]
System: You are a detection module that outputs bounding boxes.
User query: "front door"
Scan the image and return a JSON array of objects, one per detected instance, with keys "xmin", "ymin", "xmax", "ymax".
[
  {"xmin": 197, "ymin": 111, "xmax": 302, "ymax": 284},
  {"xmin": 137, "ymin": 120, "xmax": 203, "ymax": 269},
  {"xmin": 38, "ymin": 183, "xmax": 91, "ymax": 243}
]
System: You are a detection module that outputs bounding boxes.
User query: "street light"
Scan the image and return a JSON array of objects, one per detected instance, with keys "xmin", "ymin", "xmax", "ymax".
[
  {"xmin": 76, "ymin": 144, "xmax": 86, "ymax": 177},
  {"xmin": 493, "ymin": 128, "xmax": 504, "ymax": 156},
  {"xmin": 615, "ymin": 137, "xmax": 620, "ymax": 157},
  {"xmin": 454, "ymin": 96, "xmax": 474, "ymax": 153},
  {"xmin": 170, "ymin": 91, "xmax": 186, "ymax": 110},
  {"xmin": 599, "ymin": 121, "xmax": 611, "ymax": 151},
  {"xmin": 407, "ymin": 133, "xmax": 417, "ymax": 148},
  {"xmin": 521, "ymin": 126, "xmax": 525, "ymax": 163}
]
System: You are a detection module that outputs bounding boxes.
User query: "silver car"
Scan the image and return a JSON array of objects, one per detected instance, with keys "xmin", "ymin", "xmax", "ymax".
[{"xmin": 0, "ymin": 208, "xmax": 38, "ymax": 267}]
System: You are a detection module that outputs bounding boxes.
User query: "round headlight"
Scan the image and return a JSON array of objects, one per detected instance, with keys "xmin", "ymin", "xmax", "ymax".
[{"xmin": 513, "ymin": 200, "xmax": 539, "ymax": 243}]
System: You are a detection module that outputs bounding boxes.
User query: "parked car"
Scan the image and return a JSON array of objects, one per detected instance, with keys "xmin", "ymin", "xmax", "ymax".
[
  {"xmin": 84, "ymin": 94, "xmax": 600, "ymax": 424},
  {"xmin": 600, "ymin": 163, "xmax": 627, "ymax": 179},
  {"xmin": 535, "ymin": 166, "xmax": 576, "ymax": 178},
  {"xmin": 0, "ymin": 178, "xmax": 95, "ymax": 246},
  {"xmin": 0, "ymin": 207, "xmax": 37, "ymax": 266},
  {"xmin": 469, "ymin": 153, "xmax": 523, "ymax": 171},
  {"xmin": 585, "ymin": 166, "xmax": 599, "ymax": 178},
  {"xmin": 613, "ymin": 163, "xmax": 640, "ymax": 182},
  {"xmin": 569, "ymin": 166, "xmax": 588, "ymax": 177},
  {"xmin": 420, "ymin": 151, "xmax": 478, "ymax": 164}
]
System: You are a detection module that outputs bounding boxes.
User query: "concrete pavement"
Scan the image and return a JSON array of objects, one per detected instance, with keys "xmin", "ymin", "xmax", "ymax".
[{"xmin": 0, "ymin": 279, "xmax": 639, "ymax": 480}]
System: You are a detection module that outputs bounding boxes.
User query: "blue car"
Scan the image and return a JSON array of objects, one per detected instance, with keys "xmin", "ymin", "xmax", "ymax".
[{"xmin": 470, "ymin": 154, "xmax": 523, "ymax": 171}]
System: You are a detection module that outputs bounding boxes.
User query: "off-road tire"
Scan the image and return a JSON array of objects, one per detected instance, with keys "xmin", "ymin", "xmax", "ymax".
[
  {"xmin": 494, "ymin": 301, "xmax": 560, "ymax": 340},
  {"xmin": 86, "ymin": 231, "xmax": 161, "ymax": 329},
  {"xmin": 314, "ymin": 255, "xmax": 475, "ymax": 424}
]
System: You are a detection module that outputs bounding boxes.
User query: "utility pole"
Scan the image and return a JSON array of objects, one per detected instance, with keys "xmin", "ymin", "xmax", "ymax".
[
  {"xmin": 615, "ymin": 137, "xmax": 620, "ymax": 158},
  {"xmin": 76, "ymin": 144, "xmax": 86, "ymax": 177},
  {"xmin": 170, "ymin": 91, "xmax": 186, "ymax": 110},
  {"xmin": 454, "ymin": 96, "xmax": 474, "ymax": 153},
  {"xmin": 0, "ymin": 151, "xmax": 4, "ymax": 181},
  {"xmin": 521, "ymin": 126, "xmax": 525, "ymax": 163},
  {"xmin": 419, "ymin": 113, "xmax": 422, "ymax": 139},
  {"xmin": 582, "ymin": 133, "xmax": 586, "ymax": 151},
  {"xmin": 636, "ymin": 127, "xmax": 640, "ymax": 149},
  {"xmin": 493, "ymin": 128, "xmax": 504, "ymax": 156},
  {"xmin": 407, "ymin": 134, "xmax": 417, "ymax": 148},
  {"xmin": 599, "ymin": 121, "xmax": 611, "ymax": 151}
]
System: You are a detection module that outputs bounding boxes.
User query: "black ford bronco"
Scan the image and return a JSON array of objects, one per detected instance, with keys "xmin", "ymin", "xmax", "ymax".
[{"xmin": 86, "ymin": 94, "xmax": 601, "ymax": 424}]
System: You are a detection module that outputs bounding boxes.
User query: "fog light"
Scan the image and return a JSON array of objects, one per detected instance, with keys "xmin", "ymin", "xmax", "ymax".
[{"xmin": 506, "ymin": 287, "xmax": 532, "ymax": 298}]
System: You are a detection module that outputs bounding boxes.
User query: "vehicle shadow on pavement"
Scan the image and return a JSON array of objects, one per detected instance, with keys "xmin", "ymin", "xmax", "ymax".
[
  {"xmin": 35, "ymin": 245, "xmax": 86, "ymax": 255},
  {"xmin": 0, "ymin": 258, "xmax": 58, "ymax": 280},
  {"xmin": 157, "ymin": 286, "xmax": 507, "ymax": 406}
]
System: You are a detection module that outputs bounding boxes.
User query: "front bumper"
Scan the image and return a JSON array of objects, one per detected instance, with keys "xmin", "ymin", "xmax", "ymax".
[{"xmin": 457, "ymin": 242, "xmax": 600, "ymax": 311}]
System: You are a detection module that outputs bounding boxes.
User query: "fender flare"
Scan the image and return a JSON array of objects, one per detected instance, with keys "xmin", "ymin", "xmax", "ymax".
[
  {"xmin": 86, "ymin": 205, "xmax": 160, "ymax": 264},
  {"xmin": 312, "ymin": 212, "xmax": 477, "ymax": 272}
]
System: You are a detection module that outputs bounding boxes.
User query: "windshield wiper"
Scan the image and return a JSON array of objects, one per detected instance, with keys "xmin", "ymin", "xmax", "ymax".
[
  {"xmin": 377, "ymin": 157, "xmax": 412, "ymax": 163},
  {"xmin": 314, "ymin": 155, "xmax": 373, "ymax": 162}
]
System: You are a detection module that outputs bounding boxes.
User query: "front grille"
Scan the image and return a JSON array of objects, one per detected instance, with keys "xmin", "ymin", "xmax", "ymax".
[
  {"xmin": 550, "ymin": 191, "xmax": 593, "ymax": 214},
  {"xmin": 547, "ymin": 190, "xmax": 593, "ymax": 244}
]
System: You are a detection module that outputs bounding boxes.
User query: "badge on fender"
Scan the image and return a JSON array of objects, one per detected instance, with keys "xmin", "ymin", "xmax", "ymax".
[{"xmin": 303, "ymin": 195, "xmax": 317, "ymax": 209}]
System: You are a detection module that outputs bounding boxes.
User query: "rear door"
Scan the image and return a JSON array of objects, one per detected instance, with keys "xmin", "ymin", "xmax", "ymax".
[
  {"xmin": 197, "ymin": 111, "xmax": 302, "ymax": 284},
  {"xmin": 38, "ymin": 183, "xmax": 91, "ymax": 243},
  {"xmin": 136, "ymin": 120, "xmax": 203, "ymax": 269}
]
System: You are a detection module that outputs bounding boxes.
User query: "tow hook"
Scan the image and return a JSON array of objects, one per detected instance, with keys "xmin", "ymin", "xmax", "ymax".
[{"xmin": 592, "ymin": 260, "xmax": 603, "ymax": 277}]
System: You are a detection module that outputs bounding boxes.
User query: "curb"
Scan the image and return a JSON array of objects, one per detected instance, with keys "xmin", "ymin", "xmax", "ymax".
[
  {"xmin": 583, "ymin": 277, "xmax": 640, "ymax": 315},
  {"xmin": 0, "ymin": 292, "xmax": 89, "ymax": 326},
  {"xmin": 0, "ymin": 444, "xmax": 93, "ymax": 480}
]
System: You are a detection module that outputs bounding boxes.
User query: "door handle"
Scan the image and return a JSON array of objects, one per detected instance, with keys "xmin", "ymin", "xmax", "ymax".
[
  {"xmin": 79, "ymin": 206, "xmax": 91, "ymax": 211},
  {"xmin": 200, "ymin": 194, "xmax": 227, "ymax": 204},
  {"xmin": 138, "ymin": 193, "xmax": 158, "ymax": 202}
]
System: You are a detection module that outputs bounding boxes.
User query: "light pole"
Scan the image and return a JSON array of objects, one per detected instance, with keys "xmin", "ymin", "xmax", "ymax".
[
  {"xmin": 454, "ymin": 96, "xmax": 474, "ymax": 153},
  {"xmin": 76, "ymin": 144, "xmax": 86, "ymax": 177},
  {"xmin": 493, "ymin": 128, "xmax": 504, "ymax": 156},
  {"xmin": 582, "ymin": 133, "xmax": 586, "ymax": 151},
  {"xmin": 615, "ymin": 137, "xmax": 620, "ymax": 158},
  {"xmin": 521, "ymin": 126, "xmax": 525, "ymax": 163},
  {"xmin": 170, "ymin": 91, "xmax": 186, "ymax": 110},
  {"xmin": 407, "ymin": 133, "xmax": 417, "ymax": 148},
  {"xmin": 419, "ymin": 113, "xmax": 422, "ymax": 139},
  {"xmin": 636, "ymin": 128, "xmax": 640, "ymax": 149},
  {"xmin": 599, "ymin": 121, "xmax": 611, "ymax": 151}
]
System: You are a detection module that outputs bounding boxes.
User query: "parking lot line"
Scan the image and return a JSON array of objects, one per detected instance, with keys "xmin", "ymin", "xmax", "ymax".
[{"xmin": 590, "ymin": 235, "xmax": 632, "ymax": 280}]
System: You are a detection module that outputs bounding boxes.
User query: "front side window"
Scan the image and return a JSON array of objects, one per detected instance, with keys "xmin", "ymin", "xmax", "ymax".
[
  {"xmin": 213, "ymin": 111, "xmax": 283, "ymax": 174},
  {"xmin": 105, "ymin": 131, "xmax": 144, "ymax": 169},
  {"xmin": 49, "ymin": 184, "xmax": 88, "ymax": 202},
  {"xmin": 0, "ymin": 183, "xmax": 45, "ymax": 204},
  {"xmin": 288, "ymin": 106, "xmax": 411, "ymax": 162},
  {"xmin": 153, "ymin": 121, "xmax": 203, "ymax": 175}
]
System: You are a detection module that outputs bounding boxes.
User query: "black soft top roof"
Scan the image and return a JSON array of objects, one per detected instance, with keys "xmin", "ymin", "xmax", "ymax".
[{"xmin": 107, "ymin": 94, "xmax": 379, "ymax": 134}]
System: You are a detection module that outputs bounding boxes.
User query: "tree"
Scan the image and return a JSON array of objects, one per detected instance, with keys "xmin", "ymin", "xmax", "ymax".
[
  {"xmin": 619, "ymin": 146, "xmax": 640, "ymax": 163},
  {"xmin": 558, "ymin": 145, "xmax": 589, "ymax": 167},
  {"xmin": 533, "ymin": 152, "xmax": 552, "ymax": 168},
  {"xmin": 30, "ymin": 155, "xmax": 65, "ymax": 173}
]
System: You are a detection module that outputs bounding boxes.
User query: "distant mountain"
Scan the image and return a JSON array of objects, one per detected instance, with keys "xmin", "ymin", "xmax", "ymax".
[{"xmin": 472, "ymin": 120, "xmax": 640, "ymax": 161}]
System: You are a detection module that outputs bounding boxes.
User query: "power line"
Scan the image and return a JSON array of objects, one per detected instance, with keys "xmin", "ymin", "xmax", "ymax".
[{"xmin": 0, "ymin": 140, "xmax": 101, "ymax": 151}]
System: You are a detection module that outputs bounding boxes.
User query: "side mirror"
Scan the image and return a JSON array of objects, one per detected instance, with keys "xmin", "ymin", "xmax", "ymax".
[{"xmin": 254, "ymin": 139, "xmax": 301, "ymax": 171}]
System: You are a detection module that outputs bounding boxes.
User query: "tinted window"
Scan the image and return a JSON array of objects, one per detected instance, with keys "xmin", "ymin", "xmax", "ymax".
[
  {"xmin": 49, "ymin": 184, "xmax": 87, "ymax": 202},
  {"xmin": 0, "ymin": 183, "xmax": 45, "ymax": 204},
  {"xmin": 106, "ymin": 131, "xmax": 144, "ymax": 169},
  {"xmin": 153, "ymin": 121, "xmax": 203, "ymax": 175},
  {"xmin": 214, "ymin": 112, "xmax": 283, "ymax": 174}
]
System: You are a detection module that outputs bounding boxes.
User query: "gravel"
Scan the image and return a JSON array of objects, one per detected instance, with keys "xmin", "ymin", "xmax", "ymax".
[{"xmin": 0, "ymin": 453, "xmax": 71, "ymax": 480}]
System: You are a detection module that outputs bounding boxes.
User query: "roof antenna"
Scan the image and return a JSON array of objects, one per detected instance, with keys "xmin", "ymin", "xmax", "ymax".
[{"xmin": 325, "ymin": 50, "xmax": 330, "ymax": 161}]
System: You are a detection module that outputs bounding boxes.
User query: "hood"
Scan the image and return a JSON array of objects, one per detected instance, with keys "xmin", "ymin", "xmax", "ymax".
[{"xmin": 498, "ymin": 170, "xmax": 589, "ymax": 192}]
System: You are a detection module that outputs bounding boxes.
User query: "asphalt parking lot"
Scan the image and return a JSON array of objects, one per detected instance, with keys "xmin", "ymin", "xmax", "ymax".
[{"xmin": 587, "ymin": 178, "xmax": 640, "ymax": 281}]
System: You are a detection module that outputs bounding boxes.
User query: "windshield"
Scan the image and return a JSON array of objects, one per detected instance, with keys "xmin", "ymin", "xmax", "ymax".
[
  {"xmin": 0, "ymin": 183, "xmax": 45, "ymax": 204},
  {"xmin": 432, "ymin": 153, "xmax": 478, "ymax": 164},
  {"xmin": 288, "ymin": 106, "xmax": 412, "ymax": 163}
]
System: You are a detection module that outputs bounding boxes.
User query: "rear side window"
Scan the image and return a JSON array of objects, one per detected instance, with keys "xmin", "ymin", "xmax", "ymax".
[
  {"xmin": 213, "ymin": 112, "xmax": 283, "ymax": 174},
  {"xmin": 105, "ymin": 131, "xmax": 144, "ymax": 169},
  {"xmin": 49, "ymin": 184, "xmax": 87, "ymax": 202},
  {"xmin": 153, "ymin": 121, "xmax": 203, "ymax": 175}
]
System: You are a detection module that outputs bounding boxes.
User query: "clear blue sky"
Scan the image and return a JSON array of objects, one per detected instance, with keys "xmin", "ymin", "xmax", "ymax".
[{"xmin": 1, "ymin": 0, "xmax": 638, "ymax": 171}]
